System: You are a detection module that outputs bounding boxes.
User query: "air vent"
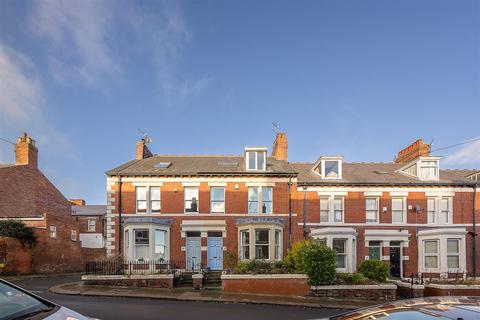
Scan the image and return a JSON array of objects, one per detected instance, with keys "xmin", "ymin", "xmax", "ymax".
[
  {"xmin": 154, "ymin": 162, "xmax": 171, "ymax": 169},
  {"xmin": 218, "ymin": 161, "xmax": 238, "ymax": 167}
]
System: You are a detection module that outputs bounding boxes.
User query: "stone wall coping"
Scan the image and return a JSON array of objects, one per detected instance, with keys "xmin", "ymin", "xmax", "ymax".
[
  {"xmin": 221, "ymin": 274, "xmax": 308, "ymax": 280},
  {"xmin": 311, "ymin": 284, "xmax": 397, "ymax": 290},
  {"xmin": 425, "ymin": 283, "xmax": 480, "ymax": 289},
  {"xmin": 82, "ymin": 274, "xmax": 174, "ymax": 281},
  {"xmin": 192, "ymin": 274, "xmax": 204, "ymax": 279},
  {"xmin": 394, "ymin": 281, "xmax": 425, "ymax": 289}
]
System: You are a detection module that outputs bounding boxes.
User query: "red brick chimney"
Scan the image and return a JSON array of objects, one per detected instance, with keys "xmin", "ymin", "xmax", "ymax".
[
  {"xmin": 272, "ymin": 132, "xmax": 288, "ymax": 161},
  {"xmin": 69, "ymin": 199, "xmax": 85, "ymax": 206},
  {"xmin": 15, "ymin": 132, "xmax": 38, "ymax": 168},
  {"xmin": 136, "ymin": 139, "xmax": 153, "ymax": 160},
  {"xmin": 394, "ymin": 139, "xmax": 431, "ymax": 163}
]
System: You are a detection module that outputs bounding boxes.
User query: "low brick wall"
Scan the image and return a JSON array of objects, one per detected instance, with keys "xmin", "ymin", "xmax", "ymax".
[
  {"xmin": 395, "ymin": 281, "xmax": 425, "ymax": 298},
  {"xmin": 222, "ymin": 274, "xmax": 309, "ymax": 296},
  {"xmin": 309, "ymin": 284, "xmax": 397, "ymax": 301},
  {"xmin": 82, "ymin": 274, "xmax": 174, "ymax": 288},
  {"xmin": 192, "ymin": 274, "xmax": 203, "ymax": 290},
  {"xmin": 0, "ymin": 237, "xmax": 32, "ymax": 275},
  {"xmin": 425, "ymin": 283, "xmax": 480, "ymax": 296}
]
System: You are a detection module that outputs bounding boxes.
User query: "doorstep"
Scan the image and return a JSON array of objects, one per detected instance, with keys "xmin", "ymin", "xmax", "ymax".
[{"xmin": 49, "ymin": 281, "xmax": 376, "ymax": 310}]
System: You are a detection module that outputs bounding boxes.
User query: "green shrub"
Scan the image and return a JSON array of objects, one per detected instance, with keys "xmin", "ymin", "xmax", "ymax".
[
  {"xmin": 284, "ymin": 240, "xmax": 311, "ymax": 272},
  {"xmin": 224, "ymin": 251, "xmax": 238, "ymax": 271},
  {"xmin": 336, "ymin": 272, "xmax": 368, "ymax": 285},
  {"xmin": 358, "ymin": 260, "xmax": 389, "ymax": 282},
  {"xmin": 234, "ymin": 261, "xmax": 249, "ymax": 274},
  {"xmin": 0, "ymin": 220, "xmax": 37, "ymax": 248},
  {"xmin": 247, "ymin": 260, "xmax": 273, "ymax": 274},
  {"xmin": 297, "ymin": 243, "xmax": 336, "ymax": 285}
]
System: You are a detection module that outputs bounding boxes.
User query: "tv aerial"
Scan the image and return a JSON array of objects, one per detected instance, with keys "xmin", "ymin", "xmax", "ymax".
[
  {"xmin": 137, "ymin": 128, "xmax": 153, "ymax": 145},
  {"xmin": 272, "ymin": 122, "xmax": 280, "ymax": 134}
]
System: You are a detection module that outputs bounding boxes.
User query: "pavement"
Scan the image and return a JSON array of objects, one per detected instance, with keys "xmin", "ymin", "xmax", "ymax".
[
  {"xmin": 49, "ymin": 279, "xmax": 376, "ymax": 310},
  {"xmin": 8, "ymin": 274, "xmax": 347, "ymax": 320}
]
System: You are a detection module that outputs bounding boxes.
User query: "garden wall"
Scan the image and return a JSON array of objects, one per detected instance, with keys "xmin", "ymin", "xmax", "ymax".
[
  {"xmin": 394, "ymin": 281, "xmax": 425, "ymax": 298},
  {"xmin": 0, "ymin": 236, "xmax": 32, "ymax": 275},
  {"xmin": 424, "ymin": 283, "xmax": 480, "ymax": 296},
  {"xmin": 221, "ymin": 274, "xmax": 310, "ymax": 296},
  {"xmin": 81, "ymin": 274, "xmax": 174, "ymax": 288},
  {"xmin": 309, "ymin": 284, "xmax": 397, "ymax": 301}
]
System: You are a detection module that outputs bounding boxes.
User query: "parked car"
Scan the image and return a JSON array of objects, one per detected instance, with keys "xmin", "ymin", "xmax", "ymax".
[
  {"xmin": 0, "ymin": 279, "xmax": 96, "ymax": 320},
  {"xmin": 325, "ymin": 296, "xmax": 480, "ymax": 320}
]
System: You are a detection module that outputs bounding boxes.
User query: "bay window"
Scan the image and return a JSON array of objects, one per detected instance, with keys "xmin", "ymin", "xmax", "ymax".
[
  {"xmin": 424, "ymin": 240, "xmax": 439, "ymax": 269},
  {"xmin": 240, "ymin": 230, "xmax": 250, "ymax": 260},
  {"xmin": 255, "ymin": 229, "xmax": 270, "ymax": 259},
  {"xmin": 447, "ymin": 239, "xmax": 460, "ymax": 269},
  {"xmin": 124, "ymin": 224, "xmax": 170, "ymax": 262},
  {"xmin": 275, "ymin": 230, "xmax": 281, "ymax": 260},
  {"xmin": 154, "ymin": 230, "xmax": 167, "ymax": 260},
  {"xmin": 332, "ymin": 239, "xmax": 347, "ymax": 269},
  {"xmin": 134, "ymin": 229, "xmax": 149, "ymax": 260}
]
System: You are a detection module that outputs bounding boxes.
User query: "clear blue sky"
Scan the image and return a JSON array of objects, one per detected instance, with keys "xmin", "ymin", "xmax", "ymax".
[{"xmin": 0, "ymin": 0, "xmax": 479, "ymax": 204}]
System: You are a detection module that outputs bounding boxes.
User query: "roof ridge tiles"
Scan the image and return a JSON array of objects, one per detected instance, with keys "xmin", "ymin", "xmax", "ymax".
[{"xmin": 152, "ymin": 154, "xmax": 241, "ymax": 158}]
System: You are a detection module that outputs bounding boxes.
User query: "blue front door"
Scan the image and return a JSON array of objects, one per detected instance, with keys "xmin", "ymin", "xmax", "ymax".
[
  {"xmin": 207, "ymin": 237, "xmax": 223, "ymax": 270},
  {"xmin": 186, "ymin": 237, "xmax": 201, "ymax": 271}
]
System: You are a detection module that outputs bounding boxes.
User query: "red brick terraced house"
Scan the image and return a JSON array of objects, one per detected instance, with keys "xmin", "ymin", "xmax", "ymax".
[
  {"xmin": 106, "ymin": 135, "xmax": 479, "ymax": 279},
  {"xmin": 0, "ymin": 133, "xmax": 88, "ymax": 273}
]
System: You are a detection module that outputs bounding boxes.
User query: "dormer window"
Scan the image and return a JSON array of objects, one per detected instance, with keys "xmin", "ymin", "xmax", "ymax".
[
  {"xmin": 398, "ymin": 156, "xmax": 441, "ymax": 181},
  {"xmin": 313, "ymin": 156, "xmax": 343, "ymax": 179},
  {"xmin": 245, "ymin": 148, "xmax": 267, "ymax": 171}
]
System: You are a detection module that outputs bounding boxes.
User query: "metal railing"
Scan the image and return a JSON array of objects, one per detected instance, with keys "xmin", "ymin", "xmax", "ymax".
[{"xmin": 85, "ymin": 258, "xmax": 203, "ymax": 275}]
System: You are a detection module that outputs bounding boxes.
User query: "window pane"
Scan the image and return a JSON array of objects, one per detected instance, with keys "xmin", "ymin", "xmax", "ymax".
[
  {"xmin": 262, "ymin": 187, "xmax": 272, "ymax": 201},
  {"xmin": 135, "ymin": 230, "xmax": 149, "ymax": 244},
  {"xmin": 424, "ymin": 241, "xmax": 438, "ymax": 254},
  {"xmin": 248, "ymin": 152, "xmax": 256, "ymax": 170},
  {"xmin": 324, "ymin": 161, "xmax": 339, "ymax": 178},
  {"xmin": 447, "ymin": 240, "xmax": 459, "ymax": 253},
  {"xmin": 275, "ymin": 230, "xmax": 281, "ymax": 260},
  {"xmin": 336, "ymin": 255, "xmax": 346, "ymax": 269},
  {"xmin": 211, "ymin": 187, "xmax": 224, "ymax": 201},
  {"xmin": 150, "ymin": 187, "xmax": 160, "ymax": 200},
  {"xmin": 440, "ymin": 198, "xmax": 449, "ymax": 211},
  {"xmin": 368, "ymin": 247, "xmax": 381, "ymax": 260},
  {"xmin": 185, "ymin": 187, "xmax": 199, "ymax": 212},
  {"xmin": 248, "ymin": 187, "xmax": 259, "ymax": 201},
  {"xmin": 392, "ymin": 198, "xmax": 403, "ymax": 210},
  {"xmin": 366, "ymin": 198, "xmax": 377, "ymax": 210},
  {"xmin": 256, "ymin": 152, "xmax": 265, "ymax": 170},
  {"xmin": 211, "ymin": 201, "xmax": 225, "ymax": 213},
  {"xmin": 334, "ymin": 198, "xmax": 343, "ymax": 222},
  {"xmin": 155, "ymin": 230, "xmax": 166, "ymax": 259},
  {"xmin": 151, "ymin": 201, "xmax": 161, "ymax": 212},
  {"xmin": 448, "ymin": 256, "xmax": 459, "ymax": 269},
  {"xmin": 320, "ymin": 198, "xmax": 329, "ymax": 210},
  {"xmin": 242, "ymin": 231, "xmax": 250, "ymax": 246},
  {"xmin": 137, "ymin": 201, "xmax": 147, "ymax": 212},
  {"xmin": 392, "ymin": 210, "xmax": 403, "ymax": 223},
  {"xmin": 255, "ymin": 245, "xmax": 269, "ymax": 259},
  {"xmin": 136, "ymin": 187, "xmax": 146, "ymax": 200},
  {"xmin": 425, "ymin": 256, "xmax": 438, "ymax": 268},
  {"xmin": 255, "ymin": 229, "xmax": 269, "ymax": 244},
  {"xmin": 255, "ymin": 229, "xmax": 269, "ymax": 260},
  {"xmin": 332, "ymin": 239, "xmax": 346, "ymax": 253}
]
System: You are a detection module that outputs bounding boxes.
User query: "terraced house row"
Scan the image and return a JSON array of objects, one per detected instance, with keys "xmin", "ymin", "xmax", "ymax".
[{"xmin": 105, "ymin": 133, "xmax": 479, "ymax": 279}]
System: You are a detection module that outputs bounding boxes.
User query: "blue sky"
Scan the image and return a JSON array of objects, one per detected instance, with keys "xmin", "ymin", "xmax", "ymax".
[{"xmin": 0, "ymin": 0, "xmax": 479, "ymax": 204}]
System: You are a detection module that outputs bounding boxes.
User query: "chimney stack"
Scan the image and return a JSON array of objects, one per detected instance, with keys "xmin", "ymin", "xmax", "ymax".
[
  {"xmin": 394, "ymin": 139, "xmax": 431, "ymax": 163},
  {"xmin": 272, "ymin": 132, "xmax": 288, "ymax": 161},
  {"xmin": 15, "ymin": 132, "xmax": 38, "ymax": 168},
  {"xmin": 69, "ymin": 199, "xmax": 86, "ymax": 206},
  {"xmin": 136, "ymin": 139, "xmax": 153, "ymax": 160}
]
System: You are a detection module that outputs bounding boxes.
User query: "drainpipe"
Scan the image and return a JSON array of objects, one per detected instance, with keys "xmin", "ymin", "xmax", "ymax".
[
  {"xmin": 118, "ymin": 175, "xmax": 123, "ymax": 256},
  {"xmin": 288, "ymin": 177, "xmax": 292, "ymax": 249},
  {"xmin": 303, "ymin": 186, "xmax": 307, "ymax": 239},
  {"xmin": 473, "ymin": 184, "xmax": 477, "ymax": 279}
]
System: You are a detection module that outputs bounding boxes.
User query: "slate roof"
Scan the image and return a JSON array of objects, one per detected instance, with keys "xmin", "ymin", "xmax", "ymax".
[
  {"xmin": 292, "ymin": 162, "xmax": 478, "ymax": 186},
  {"xmin": 71, "ymin": 205, "xmax": 107, "ymax": 216},
  {"xmin": 106, "ymin": 155, "xmax": 297, "ymax": 177}
]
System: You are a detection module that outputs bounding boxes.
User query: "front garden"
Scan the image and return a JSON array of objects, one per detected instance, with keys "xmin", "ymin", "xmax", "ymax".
[{"xmin": 222, "ymin": 240, "xmax": 396, "ymax": 299}]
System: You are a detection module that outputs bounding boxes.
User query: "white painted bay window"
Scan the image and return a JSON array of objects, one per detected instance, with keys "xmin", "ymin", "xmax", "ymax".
[
  {"xmin": 154, "ymin": 230, "xmax": 167, "ymax": 260},
  {"xmin": 418, "ymin": 229, "xmax": 466, "ymax": 273},
  {"xmin": 447, "ymin": 239, "xmax": 460, "ymax": 269},
  {"xmin": 240, "ymin": 230, "xmax": 250, "ymax": 260},
  {"xmin": 424, "ymin": 240, "xmax": 439, "ymax": 269},
  {"xmin": 332, "ymin": 239, "xmax": 347, "ymax": 269},
  {"xmin": 255, "ymin": 229, "xmax": 270, "ymax": 259},
  {"xmin": 184, "ymin": 187, "xmax": 199, "ymax": 213},
  {"xmin": 134, "ymin": 229, "xmax": 150, "ymax": 260},
  {"xmin": 210, "ymin": 187, "xmax": 225, "ymax": 213},
  {"xmin": 365, "ymin": 198, "xmax": 379, "ymax": 223},
  {"xmin": 275, "ymin": 230, "xmax": 281, "ymax": 260},
  {"xmin": 238, "ymin": 225, "xmax": 283, "ymax": 261}
]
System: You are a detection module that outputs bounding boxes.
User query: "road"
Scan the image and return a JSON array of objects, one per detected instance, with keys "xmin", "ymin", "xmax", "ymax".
[{"xmin": 10, "ymin": 274, "xmax": 344, "ymax": 320}]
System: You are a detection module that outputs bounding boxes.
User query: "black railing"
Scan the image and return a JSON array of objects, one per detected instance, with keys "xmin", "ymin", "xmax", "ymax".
[{"xmin": 85, "ymin": 259, "xmax": 203, "ymax": 275}]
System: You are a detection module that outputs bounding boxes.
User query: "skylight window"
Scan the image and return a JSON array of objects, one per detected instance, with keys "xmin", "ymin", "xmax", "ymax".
[
  {"xmin": 218, "ymin": 161, "xmax": 239, "ymax": 167},
  {"xmin": 154, "ymin": 162, "xmax": 171, "ymax": 169}
]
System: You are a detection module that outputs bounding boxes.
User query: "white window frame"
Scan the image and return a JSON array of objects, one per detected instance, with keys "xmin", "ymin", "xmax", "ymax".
[
  {"xmin": 245, "ymin": 150, "xmax": 267, "ymax": 171},
  {"xmin": 238, "ymin": 225, "xmax": 282, "ymax": 261},
  {"xmin": 255, "ymin": 229, "xmax": 270, "ymax": 260},
  {"xmin": 123, "ymin": 224, "xmax": 171, "ymax": 262},
  {"xmin": 248, "ymin": 186, "xmax": 273, "ymax": 214},
  {"xmin": 447, "ymin": 238, "xmax": 460, "ymax": 270},
  {"xmin": 419, "ymin": 160, "xmax": 439, "ymax": 181},
  {"xmin": 210, "ymin": 186, "xmax": 225, "ymax": 214},
  {"xmin": 311, "ymin": 230, "xmax": 356, "ymax": 273},
  {"xmin": 427, "ymin": 196, "xmax": 453, "ymax": 225},
  {"xmin": 316, "ymin": 157, "xmax": 343, "ymax": 179},
  {"xmin": 240, "ymin": 230, "xmax": 250, "ymax": 260},
  {"xmin": 365, "ymin": 197, "xmax": 379, "ymax": 224},
  {"xmin": 87, "ymin": 219, "xmax": 96, "ymax": 232},
  {"xmin": 319, "ymin": 195, "xmax": 344, "ymax": 223},
  {"xmin": 150, "ymin": 186, "xmax": 161, "ymax": 213},
  {"xmin": 70, "ymin": 230, "xmax": 77, "ymax": 241},
  {"xmin": 418, "ymin": 230, "xmax": 466, "ymax": 273},
  {"xmin": 391, "ymin": 197, "xmax": 406, "ymax": 224},
  {"xmin": 332, "ymin": 238, "xmax": 348, "ymax": 270},
  {"xmin": 184, "ymin": 187, "xmax": 199, "ymax": 213},
  {"xmin": 136, "ymin": 186, "xmax": 147, "ymax": 213},
  {"xmin": 274, "ymin": 230, "xmax": 281, "ymax": 260},
  {"xmin": 423, "ymin": 239, "xmax": 439, "ymax": 271}
]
